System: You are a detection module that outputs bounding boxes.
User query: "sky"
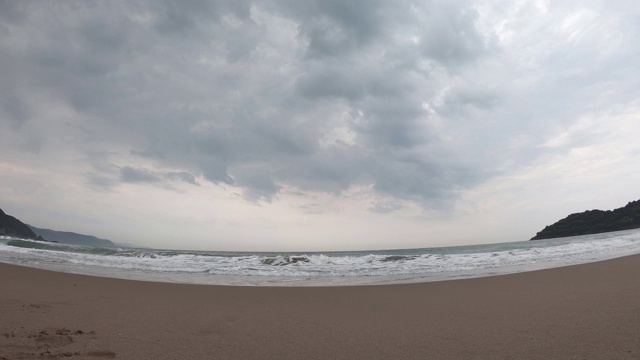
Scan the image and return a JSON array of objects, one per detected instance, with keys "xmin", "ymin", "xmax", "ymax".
[{"xmin": 1, "ymin": 0, "xmax": 639, "ymax": 251}]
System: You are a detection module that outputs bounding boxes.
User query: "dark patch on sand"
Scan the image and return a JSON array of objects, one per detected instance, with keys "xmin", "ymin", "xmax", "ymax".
[{"xmin": 0, "ymin": 327, "xmax": 115, "ymax": 359}]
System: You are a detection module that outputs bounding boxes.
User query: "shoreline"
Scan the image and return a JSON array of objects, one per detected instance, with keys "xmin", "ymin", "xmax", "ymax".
[
  {"xmin": 2, "ymin": 251, "xmax": 637, "ymax": 287},
  {"xmin": 3, "ymin": 228, "xmax": 640, "ymax": 286},
  {"xmin": 3, "ymin": 255, "xmax": 640, "ymax": 359}
]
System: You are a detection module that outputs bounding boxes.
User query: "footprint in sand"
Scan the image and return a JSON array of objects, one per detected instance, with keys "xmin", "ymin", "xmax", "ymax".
[{"xmin": 0, "ymin": 327, "xmax": 116, "ymax": 359}]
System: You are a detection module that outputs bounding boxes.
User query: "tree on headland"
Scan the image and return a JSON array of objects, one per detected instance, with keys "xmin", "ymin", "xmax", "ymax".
[{"xmin": 531, "ymin": 200, "xmax": 640, "ymax": 240}]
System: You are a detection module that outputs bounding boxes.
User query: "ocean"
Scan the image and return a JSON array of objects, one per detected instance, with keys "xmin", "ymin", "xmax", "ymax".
[{"xmin": 2, "ymin": 229, "xmax": 640, "ymax": 286}]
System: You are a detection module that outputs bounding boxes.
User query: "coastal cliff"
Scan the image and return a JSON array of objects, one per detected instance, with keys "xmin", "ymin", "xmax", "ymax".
[
  {"xmin": 531, "ymin": 200, "xmax": 640, "ymax": 240},
  {"xmin": 0, "ymin": 208, "xmax": 115, "ymax": 247},
  {"xmin": 0, "ymin": 208, "xmax": 43, "ymax": 241}
]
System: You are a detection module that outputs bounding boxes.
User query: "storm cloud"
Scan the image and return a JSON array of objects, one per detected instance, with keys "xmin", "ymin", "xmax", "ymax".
[
  {"xmin": 1, "ymin": 0, "xmax": 640, "ymax": 249},
  {"xmin": 0, "ymin": 0, "xmax": 501, "ymax": 207}
]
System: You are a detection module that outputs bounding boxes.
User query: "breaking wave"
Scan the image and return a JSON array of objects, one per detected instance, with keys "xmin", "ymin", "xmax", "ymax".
[{"xmin": 2, "ymin": 229, "xmax": 640, "ymax": 285}]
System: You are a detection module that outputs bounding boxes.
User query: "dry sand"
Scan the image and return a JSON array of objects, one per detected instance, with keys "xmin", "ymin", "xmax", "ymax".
[{"xmin": 1, "ymin": 255, "xmax": 640, "ymax": 359}]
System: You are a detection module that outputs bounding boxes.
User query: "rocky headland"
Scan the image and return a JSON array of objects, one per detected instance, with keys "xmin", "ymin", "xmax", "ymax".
[
  {"xmin": 0, "ymin": 208, "xmax": 44, "ymax": 241},
  {"xmin": 0, "ymin": 208, "xmax": 115, "ymax": 247},
  {"xmin": 531, "ymin": 200, "xmax": 640, "ymax": 240}
]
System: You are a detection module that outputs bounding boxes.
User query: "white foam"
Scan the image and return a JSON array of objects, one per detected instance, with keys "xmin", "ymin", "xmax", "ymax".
[{"xmin": 1, "ymin": 230, "xmax": 640, "ymax": 286}]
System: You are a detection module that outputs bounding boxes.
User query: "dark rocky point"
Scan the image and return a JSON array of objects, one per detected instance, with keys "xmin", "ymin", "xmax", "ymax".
[
  {"xmin": 0, "ymin": 207, "xmax": 116, "ymax": 247},
  {"xmin": 531, "ymin": 200, "xmax": 640, "ymax": 240},
  {"xmin": 0, "ymin": 208, "xmax": 42, "ymax": 241}
]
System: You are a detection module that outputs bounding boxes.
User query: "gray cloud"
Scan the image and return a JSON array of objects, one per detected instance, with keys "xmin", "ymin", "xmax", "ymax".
[
  {"xmin": 120, "ymin": 166, "xmax": 198, "ymax": 186},
  {"xmin": 2, "ymin": 0, "xmax": 639, "ymax": 213},
  {"xmin": 1, "ymin": 92, "xmax": 31, "ymax": 128},
  {"xmin": 86, "ymin": 173, "xmax": 118, "ymax": 191},
  {"xmin": 282, "ymin": 0, "xmax": 384, "ymax": 59},
  {"xmin": 120, "ymin": 166, "xmax": 161, "ymax": 184},
  {"xmin": 153, "ymin": 0, "xmax": 252, "ymax": 36},
  {"xmin": 437, "ymin": 87, "xmax": 501, "ymax": 119},
  {"xmin": 20, "ymin": 135, "xmax": 45, "ymax": 154},
  {"xmin": 417, "ymin": 4, "xmax": 489, "ymax": 65},
  {"xmin": 165, "ymin": 172, "xmax": 199, "ymax": 186}
]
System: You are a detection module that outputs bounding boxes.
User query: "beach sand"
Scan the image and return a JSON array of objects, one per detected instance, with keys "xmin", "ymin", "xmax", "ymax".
[{"xmin": 1, "ymin": 255, "xmax": 640, "ymax": 360}]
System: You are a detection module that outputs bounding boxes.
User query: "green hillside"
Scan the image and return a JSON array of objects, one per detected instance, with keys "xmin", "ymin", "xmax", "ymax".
[{"xmin": 531, "ymin": 200, "xmax": 640, "ymax": 240}]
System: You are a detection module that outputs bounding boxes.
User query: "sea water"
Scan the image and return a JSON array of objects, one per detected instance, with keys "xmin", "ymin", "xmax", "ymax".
[{"xmin": 1, "ymin": 229, "xmax": 640, "ymax": 286}]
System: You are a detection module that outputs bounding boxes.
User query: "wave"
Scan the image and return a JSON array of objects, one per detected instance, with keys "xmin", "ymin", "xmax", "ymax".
[{"xmin": 2, "ymin": 229, "xmax": 640, "ymax": 284}]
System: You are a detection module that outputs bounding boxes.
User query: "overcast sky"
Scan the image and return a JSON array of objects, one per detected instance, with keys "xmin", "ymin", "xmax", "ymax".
[{"xmin": 1, "ymin": 0, "xmax": 639, "ymax": 251}]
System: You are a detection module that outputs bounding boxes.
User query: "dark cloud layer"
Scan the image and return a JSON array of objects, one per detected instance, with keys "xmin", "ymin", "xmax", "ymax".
[{"xmin": 1, "ymin": 0, "xmax": 639, "ymax": 213}]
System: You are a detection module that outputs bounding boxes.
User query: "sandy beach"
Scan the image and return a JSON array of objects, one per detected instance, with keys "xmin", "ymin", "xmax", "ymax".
[{"xmin": 2, "ymin": 256, "xmax": 640, "ymax": 360}]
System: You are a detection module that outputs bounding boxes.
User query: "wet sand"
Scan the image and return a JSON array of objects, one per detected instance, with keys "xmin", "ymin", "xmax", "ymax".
[{"xmin": 1, "ymin": 255, "xmax": 640, "ymax": 359}]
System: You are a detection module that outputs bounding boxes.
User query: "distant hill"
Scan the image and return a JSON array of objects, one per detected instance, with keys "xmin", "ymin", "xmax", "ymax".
[
  {"xmin": 0, "ymin": 208, "xmax": 43, "ymax": 241},
  {"xmin": 28, "ymin": 226, "xmax": 116, "ymax": 248},
  {"xmin": 531, "ymin": 200, "xmax": 640, "ymax": 240}
]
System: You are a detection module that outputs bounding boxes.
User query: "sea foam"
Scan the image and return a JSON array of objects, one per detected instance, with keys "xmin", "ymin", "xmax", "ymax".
[{"xmin": 1, "ymin": 229, "xmax": 640, "ymax": 286}]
